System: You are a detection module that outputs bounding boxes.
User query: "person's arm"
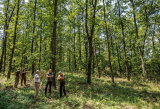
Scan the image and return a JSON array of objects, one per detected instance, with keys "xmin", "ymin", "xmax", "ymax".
[
  {"xmin": 57, "ymin": 75, "xmax": 61, "ymax": 80},
  {"xmin": 36, "ymin": 74, "xmax": 45, "ymax": 79},
  {"xmin": 46, "ymin": 75, "xmax": 54, "ymax": 78},
  {"xmin": 18, "ymin": 74, "xmax": 21, "ymax": 77}
]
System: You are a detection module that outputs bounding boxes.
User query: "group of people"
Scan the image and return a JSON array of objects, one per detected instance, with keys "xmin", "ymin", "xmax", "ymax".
[{"xmin": 14, "ymin": 68, "xmax": 66, "ymax": 99}]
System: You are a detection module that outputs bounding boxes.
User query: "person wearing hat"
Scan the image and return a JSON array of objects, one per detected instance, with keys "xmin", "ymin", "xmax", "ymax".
[
  {"xmin": 14, "ymin": 68, "xmax": 21, "ymax": 88},
  {"xmin": 45, "ymin": 69, "xmax": 54, "ymax": 96},
  {"xmin": 21, "ymin": 68, "xmax": 27, "ymax": 86},
  {"xmin": 57, "ymin": 71, "xmax": 66, "ymax": 97},
  {"xmin": 34, "ymin": 70, "xmax": 45, "ymax": 99}
]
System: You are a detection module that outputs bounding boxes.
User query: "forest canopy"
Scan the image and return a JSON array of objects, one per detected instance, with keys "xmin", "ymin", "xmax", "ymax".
[{"xmin": 0, "ymin": 0, "xmax": 160, "ymax": 83}]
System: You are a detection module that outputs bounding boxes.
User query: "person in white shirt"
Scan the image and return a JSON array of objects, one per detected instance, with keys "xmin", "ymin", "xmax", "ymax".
[{"xmin": 34, "ymin": 70, "xmax": 45, "ymax": 99}]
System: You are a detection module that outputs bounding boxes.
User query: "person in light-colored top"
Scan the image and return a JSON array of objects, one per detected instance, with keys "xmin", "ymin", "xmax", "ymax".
[{"xmin": 34, "ymin": 70, "xmax": 45, "ymax": 99}]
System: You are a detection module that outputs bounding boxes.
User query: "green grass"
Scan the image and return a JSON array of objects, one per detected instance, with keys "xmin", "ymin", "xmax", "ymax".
[{"xmin": 0, "ymin": 72, "xmax": 160, "ymax": 109}]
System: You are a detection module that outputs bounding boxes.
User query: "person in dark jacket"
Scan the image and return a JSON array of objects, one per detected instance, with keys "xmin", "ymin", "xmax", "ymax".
[
  {"xmin": 21, "ymin": 68, "xmax": 27, "ymax": 86},
  {"xmin": 57, "ymin": 71, "xmax": 66, "ymax": 97},
  {"xmin": 45, "ymin": 69, "xmax": 54, "ymax": 96}
]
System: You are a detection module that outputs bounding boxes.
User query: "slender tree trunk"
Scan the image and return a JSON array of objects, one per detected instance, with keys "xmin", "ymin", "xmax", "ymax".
[
  {"xmin": 152, "ymin": 24, "xmax": 155, "ymax": 50},
  {"xmin": 82, "ymin": 12, "xmax": 88, "ymax": 73},
  {"xmin": 0, "ymin": 0, "xmax": 9, "ymax": 72},
  {"xmin": 51, "ymin": 0, "xmax": 58, "ymax": 89},
  {"xmin": 92, "ymin": 47, "xmax": 94, "ymax": 73},
  {"xmin": 114, "ymin": 35, "xmax": 121, "ymax": 77},
  {"xmin": 130, "ymin": 39, "xmax": 132, "ymax": 77},
  {"xmin": 118, "ymin": 0, "xmax": 129, "ymax": 80},
  {"xmin": 85, "ymin": 39, "xmax": 88, "ymax": 73},
  {"xmin": 39, "ymin": 23, "xmax": 42, "ymax": 70},
  {"xmin": 142, "ymin": 8, "xmax": 149, "ymax": 57},
  {"xmin": 94, "ymin": 38, "xmax": 100, "ymax": 78},
  {"xmin": 79, "ymin": 27, "xmax": 81, "ymax": 71},
  {"xmin": 74, "ymin": 19, "xmax": 76, "ymax": 71},
  {"xmin": 130, "ymin": 0, "xmax": 147, "ymax": 82},
  {"xmin": 31, "ymin": 0, "xmax": 37, "ymax": 75},
  {"xmin": 7, "ymin": 0, "xmax": 20, "ymax": 79},
  {"xmin": 85, "ymin": 0, "xmax": 97, "ymax": 84},
  {"xmin": 103, "ymin": 0, "xmax": 114, "ymax": 83},
  {"xmin": 110, "ymin": 32, "xmax": 116, "ymax": 76}
]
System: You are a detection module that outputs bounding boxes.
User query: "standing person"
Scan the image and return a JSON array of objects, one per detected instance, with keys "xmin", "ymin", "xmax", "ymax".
[
  {"xmin": 14, "ymin": 68, "xmax": 21, "ymax": 88},
  {"xmin": 57, "ymin": 71, "xmax": 66, "ymax": 98},
  {"xmin": 21, "ymin": 68, "xmax": 26, "ymax": 86},
  {"xmin": 34, "ymin": 70, "xmax": 45, "ymax": 99},
  {"xmin": 45, "ymin": 69, "xmax": 54, "ymax": 96}
]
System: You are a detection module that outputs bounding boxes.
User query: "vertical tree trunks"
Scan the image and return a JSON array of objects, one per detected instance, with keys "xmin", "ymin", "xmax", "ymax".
[
  {"xmin": 7, "ymin": 0, "xmax": 20, "ymax": 79},
  {"xmin": 85, "ymin": 0, "xmax": 97, "ymax": 84},
  {"xmin": 51, "ymin": 0, "xmax": 58, "ymax": 89},
  {"xmin": 103, "ymin": 0, "xmax": 114, "ymax": 83},
  {"xmin": 31, "ymin": 0, "xmax": 37, "ymax": 75},
  {"xmin": 114, "ymin": 36, "xmax": 121, "ymax": 76},
  {"xmin": 94, "ymin": 38, "xmax": 100, "ymax": 78},
  {"xmin": 130, "ymin": 0, "xmax": 147, "ymax": 82},
  {"xmin": 0, "ymin": 0, "xmax": 9, "ymax": 72},
  {"xmin": 118, "ymin": 0, "xmax": 129, "ymax": 80},
  {"xmin": 74, "ymin": 19, "xmax": 76, "ymax": 71},
  {"xmin": 79, "ymin": 27, "xmax": 81, "ymax": 71}
]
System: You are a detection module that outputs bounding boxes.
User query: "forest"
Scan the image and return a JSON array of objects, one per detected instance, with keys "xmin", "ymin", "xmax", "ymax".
[{"xmin": 0, "ymin": 0, "xmax": 160, "ymax": 108}]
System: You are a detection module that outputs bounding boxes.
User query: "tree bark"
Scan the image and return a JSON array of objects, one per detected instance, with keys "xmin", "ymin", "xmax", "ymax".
[
  {"xmin": 103, "ymin": 0, "xmax": 114, "ymax": 83},
  {"xmin": 114, "ymin": 35, "xmax": 121, "ymax": 77},
  {"xmin": 0, "ymin": 0, "xmax": 9, "ymax": 72},
  {"xmin": 118, "ymin": 0, "xmax": 129, "ymax": 80},
  {"xmin": 74, "ymin": 19, "xmax": 76, "ymax": 71},
  {"xmin": 79, "ymin": 27, "xmax": 81, "ymax": 71},
  {"xmin": 31, "ymin": 0, "xmax": 37, "ymax": 75},
  {"xmin": 7, "ymin": 0, "xmax": 20, "ymax": 79},
  {"xmin": 51, "ymin": 0, "xmax": 58, "ymax": 89},
  {"xmin": 85, "ymin": 0, "xmax": 97, "ymax": 84},
  {"xmin": 130, "ymin": 0, "xmax": 147, "ymax": 82},
  {"xmin": 94, "ymin": 38, "xmax": 100, "ymax": 78}
]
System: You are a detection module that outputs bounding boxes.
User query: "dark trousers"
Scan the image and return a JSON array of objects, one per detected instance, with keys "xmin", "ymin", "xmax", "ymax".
[
  {"xmin": 45, "ymin": 81, "xmax": 51, "ymax": 95},
  {"xmin": 21, "ymin": 75, "xmax": 26, "ymax": 86},
  {"xmin": 14, "ymin": 76, "xmax": 19, "ymax": 88},
  {"xmin": 60, "ymin": 82, "xmax": 66, "ymax": 97}
]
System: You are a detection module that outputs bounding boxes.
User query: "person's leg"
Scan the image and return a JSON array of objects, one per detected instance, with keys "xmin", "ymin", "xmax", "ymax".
[
  {"xmin": 49, "ymin": 81, "xmax": 51, "ymax": 95},
  {"xmin": 21, "ymin": 76, "xmax": 24, "ymax": 86},
  {"xmin": 34, "ymin": 83, "xmax": 37, "ymax": 98},
  {"xmin": 24, "ymin": 75, "xmax": 26, "ymax": 85},
  {"xmin": 60, "ymin": 82, "xmax": 62, "ymax": 97},
  {"xmin": 63, "ymin": 82, "xmax": 66, "ymax": 96},
  {"xmin": 45, "ymin": 81, "xmax": 49, "ymax": 96},
  {"xmin": 37, "ymin": 83, "xmax": 40, "ymax": 98},
  {"xmin": 15, "ymin": 77, "xmax": 18, "ymax": 88}
]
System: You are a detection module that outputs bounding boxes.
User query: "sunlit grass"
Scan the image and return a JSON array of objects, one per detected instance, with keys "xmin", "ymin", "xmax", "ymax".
[{"xmin": 0, "ymin": 72, "xmax": 160, "ymax": 108}]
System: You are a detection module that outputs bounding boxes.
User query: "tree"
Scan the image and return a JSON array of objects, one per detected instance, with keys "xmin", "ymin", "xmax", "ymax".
[
  {"xmin": 85, "ymin": 0, "xmax": 97, "ymax": 84},
  {"xmin": 7, "ymin": 0, "xmax": 20, "ymax": 79}
]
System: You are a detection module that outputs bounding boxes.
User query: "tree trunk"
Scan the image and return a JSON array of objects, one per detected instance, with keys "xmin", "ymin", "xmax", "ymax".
[
  {"xmin": 103, "ymin": 0, "xmax": 114, "ymax": 83},
  {"xmin": 79, "ymin": 27, "xmax": 81, "ymax": 71},
  {"xmin": 94, "ymin": 38, "xmax": 100, "ymax": 78},
  {"xmin": 114, "ymin": 35, "xmax": 121, "ymax": 77},
  {"xmin": 0, "ymin": 0, "xmax": 9, "ymax": 72},
  {"xmin": 7, "ymin": 0, "xmax": 20, "ymax": 79},
  {"xmin": 142, "ymin": 8, "xmax": 149, "ymax": 57},
  {"xmin": 74, "ymin": 19, "xmax": 76, "ymax": 71},
  {"xmin": 118, "ymin": 0, "xmax": 129, "ymax": 80},
  {"xmin": 31, "ymin": 0, "xmax": 37, "ymax": 75},
  {"xmin": 51, "ymin": 0, "xmax": 58, "ymax": 89},
  {"xmin": 85, "ymin": 0, "xmax": 97, "ymax": 84},
  {"xmin": 130, "ymin": 0, "xmax": 147, "ymax": 82},
  {"xmin": 39, "ymin": 10, "xmax": 42, "ymax": 70}
]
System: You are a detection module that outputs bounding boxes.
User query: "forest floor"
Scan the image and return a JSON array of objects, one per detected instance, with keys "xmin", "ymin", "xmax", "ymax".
[{"xmin": 0, "ymin": 72, "xmax": 160, "ymax": 109}]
